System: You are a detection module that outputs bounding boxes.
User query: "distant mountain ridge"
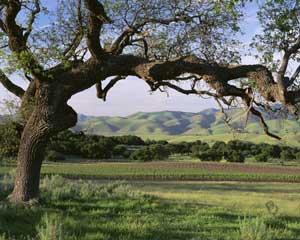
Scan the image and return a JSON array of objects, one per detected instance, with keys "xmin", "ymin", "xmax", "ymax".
[{"xmin": 73, "ymin": 108, "xmax": 300, "ymax": 136}]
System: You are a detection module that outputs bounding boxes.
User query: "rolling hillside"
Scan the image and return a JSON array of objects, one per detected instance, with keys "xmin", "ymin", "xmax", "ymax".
[{"xmin": 74, "ymin": 108, "xmax": 300, "ymax": 137}]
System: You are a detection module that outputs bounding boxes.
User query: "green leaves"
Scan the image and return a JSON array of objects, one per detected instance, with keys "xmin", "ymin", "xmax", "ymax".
[{"xmin": 252, "ymin": 0, "xmax": 300, "ymax": 68}]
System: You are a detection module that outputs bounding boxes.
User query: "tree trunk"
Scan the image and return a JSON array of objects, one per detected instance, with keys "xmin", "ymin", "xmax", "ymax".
[
  {"xmin": 8, "ymin": 110, "xmax": 51, "ymax": 202},
  {"xmin": 8, "ymin": 83, "xmax": 77, "ymax": 203}
]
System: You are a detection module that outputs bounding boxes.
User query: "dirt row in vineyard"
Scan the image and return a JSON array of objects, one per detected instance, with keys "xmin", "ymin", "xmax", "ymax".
[{"xmin": 122, "ymin": 162, "xmax": 300, "ymax": 175}]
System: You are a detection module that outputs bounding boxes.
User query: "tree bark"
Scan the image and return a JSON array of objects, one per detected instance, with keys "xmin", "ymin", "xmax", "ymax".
[
  {"xmin": 8, "ymin": 82, "xmax": 77, "ymax": 203},
  {"xmin": 9, "ymin": 113, "xmax": 49, "ymax": 202}
]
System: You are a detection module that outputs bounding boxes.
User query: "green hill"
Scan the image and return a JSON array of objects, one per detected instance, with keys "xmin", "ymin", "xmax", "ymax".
[
  {"xmin": 1, "ymin": 108, "xmax": 300, "ymax": 146},
  {"xmin": 74, "ymin": 108, "xmax": 300, "ymax": 139}
]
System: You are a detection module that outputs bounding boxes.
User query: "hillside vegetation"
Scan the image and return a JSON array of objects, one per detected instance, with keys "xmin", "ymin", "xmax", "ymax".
[{"xmin": 75, "ymin": 109, "xmax": 300, "ymax": 142}]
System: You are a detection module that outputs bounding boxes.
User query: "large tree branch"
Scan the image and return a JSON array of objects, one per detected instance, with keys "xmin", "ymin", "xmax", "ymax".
[
  {"xmin": 290, "ymin": 64, "xmax": 300, "ymax": 83},
  {"xmin": 0, "ymin": 70, "xmax": 24, "ymax": 98},
  {"xmin": 96, "ymin": 75, "xmax": 125, "ymax": 101},
  {"xmin": 109, "ymin": 13, "xmax": 201, "ymax": 56},
  {"xmin": 276, "ymin": 35, "xmax": 300, "ymax": 98},
  {"xmin": 61, "ymin": 54, "xmax": 287, "ymax": 139},
  {"xmin": 66, "ymin": 55, "xmax": 281, "ymax": 102},
  {"xmin": 249, "ymin": 106, "xmax": 281, "ymax": 140},
  {"xmin": 84, "ymin": 0, "xmax": 111, "ymax": 59},
  {"xmin": 3, "ymin": 0, "xmax": 43, "ymax": 77}
]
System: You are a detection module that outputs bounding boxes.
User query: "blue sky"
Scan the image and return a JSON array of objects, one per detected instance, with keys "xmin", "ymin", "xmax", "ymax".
[{"xmin": 0, "ymin": 1, "xmax": 261, "ymax": 117}]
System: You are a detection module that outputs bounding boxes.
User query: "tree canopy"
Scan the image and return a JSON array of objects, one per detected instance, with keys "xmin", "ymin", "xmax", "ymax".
[
  {"xmin": 0, "ymin": 0, "xmax": 300, "ymax": 202},
  {"xmin": 0, "ymin": 0, "xmax": 299, "ymax": 139}
]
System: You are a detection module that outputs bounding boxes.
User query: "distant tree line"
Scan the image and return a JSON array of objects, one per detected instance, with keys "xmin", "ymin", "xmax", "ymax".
[{"xmin": 1, "ymin": 124, "xmax": 300, "ymax": 163}]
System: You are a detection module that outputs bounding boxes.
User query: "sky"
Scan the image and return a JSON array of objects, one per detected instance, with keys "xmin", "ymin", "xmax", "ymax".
[{"xmin": 0, "ymin": 1, "xmax": 261, "ymax": 117}]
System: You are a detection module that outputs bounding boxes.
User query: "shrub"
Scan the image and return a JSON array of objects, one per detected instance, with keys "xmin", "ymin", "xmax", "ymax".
[
  {"xmin": 0, "ymin": 122, "xmax": 20, "ymax": 159},
  {"xmin": 191, "ymin": 143, "xmax": 210, "ymax": 158},
  {"xmin": 211, "ymin": 141, "xmax": 227, "ymax": 155},
  {"xmin": 45, "ymin": 151, "xmax": 66, "ymax": 162},
  {"xmin": 41, "ymin": 175, "xmax": 77, "ymax": 201},
  {"xmin": 148, "ymin": 144, "xmax": 170, "ymax": 160},
  {"xmin": 130, "ymin": 144, "xmax": 170, "ymax": 161},
  {"xmin": 112, "ymin": 135, "xmax": 145, "ymax": 145},
  {"xmin": 112, "ymin": 145, "xmax": 127, "ymax": 157},
  {"xmin": 295, "ymin": 152, "xmax": 300, "ymax": 160},
  {"xmin": 130, "ymin": 147, "xmax": 152, "ymax": 162},
  {"xmin": 255, "ymin": 152, "xmax": 269, "ymax": 163},
  {"xmin": 81, "ymin": 142, "xmax": 112, "ymax": 159},
  {"xmin": 40, "ymin": 175, "xmax": 142, "ymax": 201},
  {"xmin": 198, "ymin": 150, "xmax": 222, "ymax": 161},
  {"xmin": 280, "ymin": 150, "xmax": 296, "ymax": 161},
  {"xmin": 0, "ymin": 170, "xmax": 15, "ymax": 192},
  {"xmin": 166, "ymin": 142, "xmax": 191, "ymax": 154},
  {"xmin": 225, "ymin": 150, "xmax": 245, "ymax": 163}
]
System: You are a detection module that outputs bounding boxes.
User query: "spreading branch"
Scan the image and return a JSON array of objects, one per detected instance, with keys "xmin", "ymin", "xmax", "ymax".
[
  {"xmin": 2, "ymin": 0, "xmax": 43, "ymax": 77},
  {"xmin": 0, "ymin": 70, "xmax": 24, "ymax": 98},
  {"xmin": 63, "ymin": 0, "xmax": 84, "ymax": 59},
  {"xmin": 276, "ymin": 35, "xmax": 300, "ymax": 98},
  {"xmin": 23, "ymin": 0, "xmax": 41, "ymax": 41},
  {"xmin": 290, "ymin": 64, "xmax": 300, "ymax": 83},
  {"xmin": 69, "ymin": 54, "xmax": 291, "ymax": 139},
  {"xmin": 108, "ymin": 13, "xmax": 202, "ymax": 56},
  {"xmin": 84, "ymin": 0, "xmax": 112, "ymax": 59},
  {"xmin": 96, "ymin": 75, "xmax": 125, "ymax": 101}
]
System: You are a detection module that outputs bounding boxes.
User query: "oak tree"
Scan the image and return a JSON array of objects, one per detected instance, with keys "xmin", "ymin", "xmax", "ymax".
[{"xmin": 0, "ymin": 0, "xmax": 299, "ymax": 202}]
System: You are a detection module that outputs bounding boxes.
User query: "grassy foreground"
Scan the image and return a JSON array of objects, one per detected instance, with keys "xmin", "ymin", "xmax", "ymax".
[{"xmin": 1, "ymin": 175, "xmax": 300, "ymax": 240}]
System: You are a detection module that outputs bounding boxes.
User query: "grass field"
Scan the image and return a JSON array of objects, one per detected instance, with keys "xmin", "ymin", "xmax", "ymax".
[
  {"xmin": 1, "ymin": 161, "xmax": 300, "ymax": 239},
  {"xmin": 138, "ymin": 133, "xmax": 300, "ymax": 147},
  {"xmin": 1, "ymin": 176, "xmax": 300, "ymax": 240},
  {"xmin": 2, "ymin": 161, "xmax": 300, "ymax": 182}
]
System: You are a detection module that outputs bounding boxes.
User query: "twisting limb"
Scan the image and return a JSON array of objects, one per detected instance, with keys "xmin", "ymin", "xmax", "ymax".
[
  {"xmin": 3, "ymin": 0, "xmax": 43, "ymax": 77},
  {"xmin": 108, "ymin": 13, "xmax": 203, "ymax": 56},
  {"xmin": 127, "ymin": 55, "xmax": 282, "ymax": 139},
  {"xmin": 276, "ymin": 35, "xmax": 300, "ymax": 99},
  {"xmin": 214, "ymin": 97, "xmax": 245, "ymax": 137},
  {"xmin": 96, "ymin": 76, "xmax": 125, "ymax": 101},
  {"xmin": 146, "ymin": 80, "xmax": 218, "ymax": 98},
  {"xmin": 290, "ymin": 64, "xmax": 300, "ymax": 83},
  {"xmin": 63, "ymin": 0, "xmax": 84, "ymax": 59},
  {"xmin": 0, "ymin": 18, "xmax": 7, "ymax": 33},
  {"xmin": 0, "ymin": 70, "xmax": 25, "ymax": 98},
  {"xmin": 84, "ymin": 0, "xmax": 112, "ymax": 59},
  {"xmin": 249, "ymin": 106, "xmax": 281, "ymax": 140},
  {"xmin": 23, "ymin": 0, "xmax": 41, "ymax": 41},
  {"xmin": 109, "ymin": 27, "xmax": 135, "ymax": 55}
]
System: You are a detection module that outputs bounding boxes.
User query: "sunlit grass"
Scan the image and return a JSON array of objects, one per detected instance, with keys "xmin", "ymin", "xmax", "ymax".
[
  {"xmin": 1, "ymin": 176, "xmax": 300, "ymax": 239},
  {"xmin": 132, "ymin": 181, "xmax": 300, "ymax": 217}
]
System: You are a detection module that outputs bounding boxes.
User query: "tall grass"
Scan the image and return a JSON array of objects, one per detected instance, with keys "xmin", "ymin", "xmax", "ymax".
[
  {"xmin": 0, "ymin": 175, "xmax": 298, "ymax": 240},
  {"xmin": 236, "ymin": 216, "xmax": 274, "ymax": 240},
  {"xmin": 40, "ymin": 175, "xmax": 144, "ymax": 201},
  {"xmin": 36, "ymin": 214, "xmax": 64, "ymax": 240}
]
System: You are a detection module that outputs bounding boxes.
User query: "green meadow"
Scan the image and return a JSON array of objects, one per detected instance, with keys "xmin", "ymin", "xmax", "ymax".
[
  {"xmin": 138, "ymin": 133, "xmax": 300, "ymax": 147},
  {"xmin": 1, "ymin": 176, "xmax": 300, "ymax": 240}
]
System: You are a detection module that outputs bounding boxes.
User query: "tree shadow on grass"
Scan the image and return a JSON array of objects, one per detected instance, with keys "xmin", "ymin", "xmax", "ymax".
[
  {"xmin": 0, "ymin": 203, "xmax": 44, "ymax": 238},
  {"xmin": 1, "ymin": 190, "xmax": 300, "ymax": 240}
]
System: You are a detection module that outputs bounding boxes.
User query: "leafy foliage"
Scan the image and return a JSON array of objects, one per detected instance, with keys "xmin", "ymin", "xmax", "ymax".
[
  {"xmin": 252, "ymin": 0, "xmax": 300, "ymax": 71},
  {"xmin": 0, "ymin": 122, "xmax": 20, "ymax": 159}
]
